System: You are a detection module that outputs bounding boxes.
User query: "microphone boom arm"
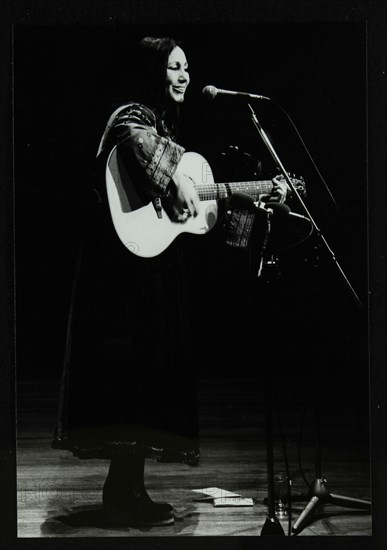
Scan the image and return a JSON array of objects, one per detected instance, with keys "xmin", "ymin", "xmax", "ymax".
[{"xmin": 247, "ymin": 103, "xmax": 363, "ymax": 309}]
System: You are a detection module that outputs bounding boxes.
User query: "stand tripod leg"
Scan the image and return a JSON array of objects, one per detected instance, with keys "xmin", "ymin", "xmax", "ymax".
[
  {"xmin": 292, "ymin": 479, "xmax": 371, "ymax": 534},
  {"xmin": 329, "ymin": 493, "xmax": 371, "ymax": 509},
  {"xmin": 291, "ymin": 397, "xmax": 371, "ymax": 534},
  {"xmin": 292, "ymin": 477, "xmax": 329, "ymax": 534},
  {"xmin": 292, "ymin": 495, "xmax": 321, "ymax": 533}
]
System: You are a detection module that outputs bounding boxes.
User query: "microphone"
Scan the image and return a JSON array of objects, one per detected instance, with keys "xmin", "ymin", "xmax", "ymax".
[
  {"xmin": 228, "ymin": 191, "xmax": 256, "ymax": 211},
  {"xmin": 202, "ymin": 85, "xmax": 269, "ymax": 101},
  {"xmin": 264, "ymin": 202, "xmax": 291, "ymax": 217},
  {"xmin": 228, "ymin": 195, "xmax": 293, "ymax": 215}
]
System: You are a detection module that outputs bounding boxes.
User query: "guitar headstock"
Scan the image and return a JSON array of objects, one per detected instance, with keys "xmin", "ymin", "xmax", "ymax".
[{"xmin": 277, "ymin": 173, "xmax": 307, "ymax": 197}]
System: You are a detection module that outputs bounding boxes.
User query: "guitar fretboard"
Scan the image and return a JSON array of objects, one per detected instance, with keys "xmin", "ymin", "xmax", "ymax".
[{"xmin": 195, "ymin": 181, "xmax": 274, "ymax": 201}]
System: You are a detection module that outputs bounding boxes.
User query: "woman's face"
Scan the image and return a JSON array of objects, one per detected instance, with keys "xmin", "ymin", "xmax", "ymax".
[{"xmin": 165, "ymin": 46, "xmax": 190, "ymax": 104}]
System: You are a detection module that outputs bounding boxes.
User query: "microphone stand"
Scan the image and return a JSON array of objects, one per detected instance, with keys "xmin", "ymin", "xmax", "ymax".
[
  {"xmin": 247, "ymin": 103, "xmax": 371, "ymax": 535},
  {"xmin": 261, "ymin": 357, "xmax": 286, "ymax": 536},
  {"xmin": 252, "ymin": 205, "xmax": 285, "ymax": 536},
  {"xmin": 247, "ymin": 103, "xmax": 363, "ymax": 310}
]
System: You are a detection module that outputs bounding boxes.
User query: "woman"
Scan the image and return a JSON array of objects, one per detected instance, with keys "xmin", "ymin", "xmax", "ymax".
[
  {"xmin": 52, "ymin": 36, "xmax": 202, "ymax": 528},
  {"xmin": 52, "ymin": 36, "xmax": 287, "ymax": 529}
]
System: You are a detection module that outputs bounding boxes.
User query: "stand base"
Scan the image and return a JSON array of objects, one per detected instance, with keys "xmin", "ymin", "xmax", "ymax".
[
  {"xmin": 292, "ymin": 478, "xmax": 371, "ymax": 534},
  {"xmin": 261, "ymin": 515, "xmax": 286, "ymax": 536}
]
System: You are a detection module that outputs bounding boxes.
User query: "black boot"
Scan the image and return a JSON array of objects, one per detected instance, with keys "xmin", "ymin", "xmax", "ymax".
[{"xmin": 102, "ymin": 455, "xmax": 174, "ymax": 527}]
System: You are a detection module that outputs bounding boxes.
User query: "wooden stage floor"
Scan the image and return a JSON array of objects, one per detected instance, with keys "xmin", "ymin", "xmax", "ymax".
[{"xmin": 16, "ymin": 377, "xmax": 372, "ymax": 538}]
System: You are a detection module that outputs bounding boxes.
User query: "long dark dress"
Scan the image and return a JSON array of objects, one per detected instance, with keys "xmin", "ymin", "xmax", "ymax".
[{"xmin": 52, "ymin": 103, "xmax": 200, "ymax": 465}]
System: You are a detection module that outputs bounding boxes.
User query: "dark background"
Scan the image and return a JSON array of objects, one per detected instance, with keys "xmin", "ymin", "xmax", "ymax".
[
  {"xmin": 15, "ymin": 24, "xmax": 368, "ymax": 405},
  {"xmin": 2, "ymin": 0, "xmax": 385, "ymax": 546}
]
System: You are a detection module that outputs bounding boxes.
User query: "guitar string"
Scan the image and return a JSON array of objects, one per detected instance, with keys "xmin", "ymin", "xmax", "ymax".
[
  {"xmin": 194, "ymin": 180, "xmax": 304, "ymax": 200},
  {"xmin": 195, "ymin": 182, "xmax": 275, "ymax": 200}
]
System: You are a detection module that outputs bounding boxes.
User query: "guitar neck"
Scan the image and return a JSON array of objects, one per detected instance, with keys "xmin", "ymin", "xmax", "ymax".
[{"xmin": 195, "ymin": 180, "xmax": 274, "ymax": 201}]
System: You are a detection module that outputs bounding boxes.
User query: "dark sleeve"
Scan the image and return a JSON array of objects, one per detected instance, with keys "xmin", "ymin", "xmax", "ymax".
[
  {"xmin": 111, "ymin": 104, "xmax": 185, "ymax": 196},
  {"xmin": 223, "ymin": 209, "xmax": 256, "ymax": 250}
]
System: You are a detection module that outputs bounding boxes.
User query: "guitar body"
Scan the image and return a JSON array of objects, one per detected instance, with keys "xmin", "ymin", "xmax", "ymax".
[{"xmin": 106, "ymin": 149, "xmax": 218, "ymax": 257}]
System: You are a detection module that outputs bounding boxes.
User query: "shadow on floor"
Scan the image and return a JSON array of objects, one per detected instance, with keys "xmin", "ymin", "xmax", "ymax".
[{"xmin": 41, "ymin": 502, "xmax": 200, "ymax": 536}]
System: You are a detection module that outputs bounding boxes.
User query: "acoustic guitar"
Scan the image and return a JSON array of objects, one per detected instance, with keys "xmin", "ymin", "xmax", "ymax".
[{"xmin": 106, "ymin": 147, "xmax": 308, "ymax": 258}]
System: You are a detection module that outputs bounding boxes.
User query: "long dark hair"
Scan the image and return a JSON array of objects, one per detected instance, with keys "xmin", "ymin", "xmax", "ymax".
[{"xmin": 129, "ymin": 36, "xmax": 184, "ymax": 137}]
